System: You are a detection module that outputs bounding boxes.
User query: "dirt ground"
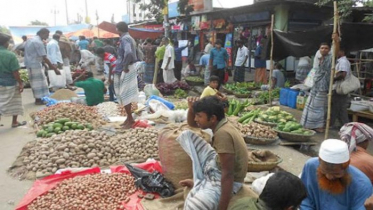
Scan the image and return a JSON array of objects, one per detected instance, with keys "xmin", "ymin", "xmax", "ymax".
[{"xmin": 1, "ymin": 69, "xmax": 372, "ymax": 209}]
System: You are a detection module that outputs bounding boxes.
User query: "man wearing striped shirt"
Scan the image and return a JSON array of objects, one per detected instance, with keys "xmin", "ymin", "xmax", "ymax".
[{"xmin": 96, "ymin": 48, "xmax": 116, "ymax": 101}]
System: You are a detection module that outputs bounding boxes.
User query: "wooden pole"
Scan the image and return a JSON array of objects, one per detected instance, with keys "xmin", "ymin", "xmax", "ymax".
[
  {"xmin": 325, "ymin": 1, "xmax": 339, "ymax": 139},
  {"xmin": 268, "ymin": 14, "xmax": 275, "ymax": 105}
]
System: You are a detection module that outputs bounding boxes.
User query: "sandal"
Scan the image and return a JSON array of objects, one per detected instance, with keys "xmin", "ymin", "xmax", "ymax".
[{"xmin": 11, "ymin": 121, "xmax": 27, "ymax": 128}]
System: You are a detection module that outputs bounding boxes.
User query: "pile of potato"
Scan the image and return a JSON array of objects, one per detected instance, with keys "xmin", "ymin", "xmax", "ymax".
[
  {"xmin": 30, "ymin": 103, "xmax": 106, "ymax": 128},
  {"xmin": 240, "ymin": 122, "xmax": 277, "ymax": 139},
  {"xmin": 28, "ymin": 173, "xmax": 136, "ymax": 210},
  {"xmin": 10, "ymin": 128, "xmax": 159, "ymax": 179}
]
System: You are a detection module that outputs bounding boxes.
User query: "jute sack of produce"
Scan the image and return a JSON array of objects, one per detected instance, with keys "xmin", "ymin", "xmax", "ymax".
[{"xmin": 158, "ymin": 123, "xmax": 211, "ymax": 189}]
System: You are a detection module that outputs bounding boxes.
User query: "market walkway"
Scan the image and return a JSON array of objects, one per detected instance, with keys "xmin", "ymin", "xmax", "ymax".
[{"xmin": 0, "ymin": 89, "xmax": 35, "ymax": 210}]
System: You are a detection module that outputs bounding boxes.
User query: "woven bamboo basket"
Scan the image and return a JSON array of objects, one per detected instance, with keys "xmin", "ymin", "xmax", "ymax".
[
  {"xmin": 254, "ymin": 119, "xmax": 277, "ymax": 128},
  {"xmin": 222, "ymin": 86, "xmax": 234, "ymax": 94},
  {"xmin": 234, "ymin": 92, "xmax": 251, "ymax": 98},
  {"xmin": 244, "ymin": 136, "xmax": 279, "ymax": 145},
  {"xmin": 274, "ymin": 129, "xmax": 316, "ymax": 142},
  {"xmin": 185, "ymin": 80, "xmax": 204, "ymax": 86},
  {"xmin": 247, "ymin": 155, "xmax": 283, "ymax": 172}
]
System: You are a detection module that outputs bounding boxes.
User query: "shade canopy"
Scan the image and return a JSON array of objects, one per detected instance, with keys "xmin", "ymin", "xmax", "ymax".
[{"xmin": 66, "ymin": 27, "xmax": 119, "ymax": 39}]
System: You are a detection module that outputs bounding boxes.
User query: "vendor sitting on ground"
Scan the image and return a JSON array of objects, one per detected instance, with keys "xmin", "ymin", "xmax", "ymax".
[
  {"xmin": 300, "ymin": 139, "xmax": 372, "ymax": 210},
  {"xmin": 176, "ymin": 96, "xmax": 248, "ymax": 210},
  {"xmin": 231, "ymin": 171, "xmax": 307, "ymax": 210},
  {"xmin": 74, "ymin": 72, "xmax": 106, "ymax": 106},
  {"xmin": 340, "ymin": 122, "xmax": 373, "ymax": 184},
  {"xmin": 200, "ymin": 76, "xmax": 226, "ymax": 100}
]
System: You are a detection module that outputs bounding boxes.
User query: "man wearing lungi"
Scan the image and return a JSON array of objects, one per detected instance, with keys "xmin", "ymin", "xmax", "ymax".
[
  {"xmin": 115, "ymin": 22, "xmax": 139, "ymax": 129},
  {"xmin": 300, "ymin": 43, "xmax": 332, "ymax": 133},
  {"xmin": 0, "ymin": 33, "xmax": 26, "ymax": 127},
  {"xmin": 161, "ymin": 38, "xmax": 178, "ymax": 84},
  {"xmin": 24, "ymin": 28, "xmax": 60, "ymax": 105},
  {"xmin": 254, "ymin": 39, "xmax": 267, "ymax": 84},
  {"xmin": 234, "ymin": 40, "xmax": 248, "ymax": 83},
  {"xmin": 177, "ymin": 96, "xmax": 248, "ymax": 210}
]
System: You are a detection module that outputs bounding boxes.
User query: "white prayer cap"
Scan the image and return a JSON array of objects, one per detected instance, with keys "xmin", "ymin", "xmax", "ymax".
[{"xmin": 319, "ymin": 139, "xmax": 350, "ymax": 164}]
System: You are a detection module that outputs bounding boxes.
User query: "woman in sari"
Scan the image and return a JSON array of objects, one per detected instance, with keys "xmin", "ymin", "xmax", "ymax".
[{"xmin": 300, "ymin": 43, "xmax": 331, "ymax": 133}]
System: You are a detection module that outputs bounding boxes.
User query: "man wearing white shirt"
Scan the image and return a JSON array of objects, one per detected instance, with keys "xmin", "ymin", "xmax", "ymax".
[
  {"xmin": 161, "ymin": 38, "xmax": 177, "ymax": 84},
  {"xmin": 75, "ymin": 49, "xmax": 96, "ymax": 72},
  {"xmin": 234, "ymin": 40, "xmax": 248, "ymax": 82},
  {"xmin": 204, "ymin": 40, "xmax": 213, "ymax": 55},
  {"xmin": 47, "ymin": 34, "xmax": 63, "ymax": 67},
  {"xmin": 331, "ymin": 47, "xmax": 351, "ymax": 129}
]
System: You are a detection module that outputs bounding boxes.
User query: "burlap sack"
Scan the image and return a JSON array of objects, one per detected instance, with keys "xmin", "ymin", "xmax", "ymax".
[{"xmin": 158, "ymin": 123, "xmax": 211, "ymax": 189}]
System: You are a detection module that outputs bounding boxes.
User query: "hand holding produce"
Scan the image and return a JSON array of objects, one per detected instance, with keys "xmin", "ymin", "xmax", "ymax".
[
  {"xmin": 240, "ymin": 122, "xmax": 277, "ymax": 139},
  {"xmin": 187, "ymin": 97, "xmax": 199, "ymax": 109}
]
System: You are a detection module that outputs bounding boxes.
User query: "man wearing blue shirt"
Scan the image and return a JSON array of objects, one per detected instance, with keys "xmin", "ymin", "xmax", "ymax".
[
  {"xmin": 300, "ymin": 139, "xmax": 372, "ymax": 210},
  {"xmin": 209, "ymin": 39, "xmax": 228, "ymax": 89},
  {"xmin": 78, "ymin": 36, "xmax": 89, "ymax": 50}
]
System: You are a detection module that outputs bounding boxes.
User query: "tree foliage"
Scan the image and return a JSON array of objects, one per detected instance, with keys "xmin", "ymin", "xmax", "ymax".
[
  {"xmin": 178, "ymin": 0, "xmax": 194, "ymax": 15},
  {"xmin": 29, "ymin": 20, "xmax": 49, "ymax": 26},
  {"xmin": 0, "ymin": 26, "xmax": 10, "ymax": 35},
  {"xmin": 134, "ymin": 0, "xmax": 165, "ymax": 23},
  {"xmin": 317, "ymin": 0, "xmax": 373, "ymax": 22}
]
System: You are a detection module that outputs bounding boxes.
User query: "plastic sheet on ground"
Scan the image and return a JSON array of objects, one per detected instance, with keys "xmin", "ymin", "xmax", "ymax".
[{"xmin": 16, "ymin": 160, "xmax": 162, "ymax": 210}]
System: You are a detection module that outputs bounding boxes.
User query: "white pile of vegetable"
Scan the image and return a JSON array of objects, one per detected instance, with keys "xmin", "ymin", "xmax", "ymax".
[{"xmin": 96, "ymin": 102, "xmax": 123, "ymax": 117}]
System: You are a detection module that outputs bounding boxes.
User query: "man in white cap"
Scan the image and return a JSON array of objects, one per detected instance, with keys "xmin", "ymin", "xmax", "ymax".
[{"xmin": 300, "ymin": 139, "xmax": 372, "ymax": 210}]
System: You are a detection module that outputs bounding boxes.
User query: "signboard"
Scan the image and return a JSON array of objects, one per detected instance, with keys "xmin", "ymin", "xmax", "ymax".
[
  {"xmin": 225, "ymin": 33, "xmax": 233, "ymax": 66},
  {"xmin": 122, "ymin": 15, "xmax": 130, "ymax": 23},
  {"xmin": 188, "ymin": 0, "xmax": 212, "ymax": 13},
  {"xmin": 168, "ymin": 1, "xmax": 180, "ymax": 18},
  {"xmin": 179, "ymin": 40, "xmax": 189, "ymax": 57}
]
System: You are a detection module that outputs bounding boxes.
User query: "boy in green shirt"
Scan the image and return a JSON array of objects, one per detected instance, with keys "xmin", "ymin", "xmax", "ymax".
[{"xmin": 74, "ymin": 72, "xmax": 106, "ymax": 106}]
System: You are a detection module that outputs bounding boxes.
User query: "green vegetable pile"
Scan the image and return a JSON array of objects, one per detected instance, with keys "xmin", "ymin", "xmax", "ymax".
[
  {"xmin": 233, "ymin": 88, "xmax": 251, "ymax": 95},
  {"xmin": 36, "ymin": 118, "xmax": 93, "ymax": 138},
  {"xmin": 255, "ymin": 106, "xmax": 296, "ymax": 124},
  {"xmin": 174, "ymin": 88, "xmax": 188, "ymax": 98},
  {"xmin": 185, "ymin": 76, "xmax": 204, "ymax": 82},
  {"xmin": 224, "ymin": 82, "xmax": 257, "ymax": 92},
  {"xmin": 19, "ymin": 69, "xmax": 29, "ymax": 84},
  {"xmin": 227, "ymin": 99, "xmax": 251, "ymax": 116},
  {"xmin": 238, "ymin": 108, "xmax": 261, "ymax": 124},
  {"xmin": 258, "ymin": 88, "xmax": 280, "ymax": 103},
  {"xmin": 277, "ymin": 121, "xmax": 313, "ymax": 135}
]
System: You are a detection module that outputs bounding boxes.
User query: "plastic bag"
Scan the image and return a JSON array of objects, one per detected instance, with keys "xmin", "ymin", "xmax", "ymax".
[
  {"xmin": 125, "ymin": 163, "xmax": 175, "ymax": 198},
  {"xmin": 63, "ymin": 66, "xmax": 73, "ymax": 84},
  {"xmin": 336, "ymin": 74, "xmax": 361, "ymax": 94},
  {"xmin": 17, "ymin": 161, "xmax": 163, "ymax": 210},
  {"xmin": 147, "ymin": 95, "xmax": 175, "ymax": 110},
  {"xmin": 304, "ymin": 68, "xmax": 316, "ymax": 88},
  {"xmin": 224, "ymin": 71, "xmax": 229, "ymax": 83},
  {"xmin": 144, "ymin": 84, "xmax": 160, "ymax": 97},
  {"xmin": 48, "ymin": 70, "xmax": 66, "ymax": 88}
]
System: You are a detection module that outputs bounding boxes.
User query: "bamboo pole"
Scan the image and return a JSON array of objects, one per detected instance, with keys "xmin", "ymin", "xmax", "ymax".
[
  {"xmin": 325, "ymin": 1, "xmax": 339, "ymax": 139},
  {"xmin": 268, "ymin": 14, "xmax": 275, "ymax": 105}
]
